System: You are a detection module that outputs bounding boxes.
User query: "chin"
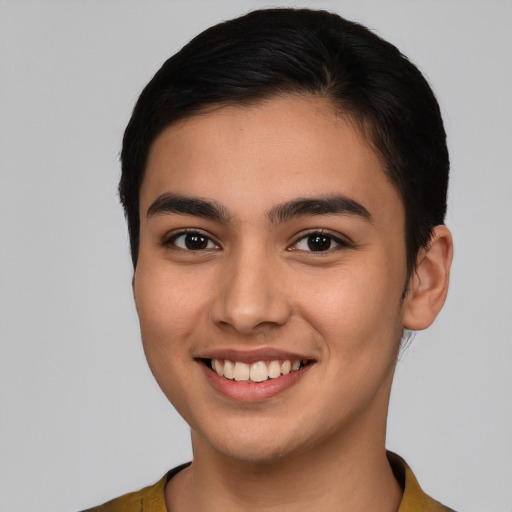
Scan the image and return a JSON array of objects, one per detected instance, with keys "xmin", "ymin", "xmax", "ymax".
[
  {"xmin": 212, "ymin": 440, "xmax": 302, "ymax": 466},
  {"xmin": 191, "ymin": 418, "xmax": 311, "ymax": 465}
]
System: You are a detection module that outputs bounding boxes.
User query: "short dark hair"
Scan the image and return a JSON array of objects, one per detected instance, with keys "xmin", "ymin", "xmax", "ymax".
[{"xmin": 120, "ymin": 8, "xmax": 449, "ymax": 274}]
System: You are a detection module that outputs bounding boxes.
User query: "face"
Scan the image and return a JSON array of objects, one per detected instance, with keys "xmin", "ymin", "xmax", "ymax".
[{"xmin": 134, "ymin": 96, "xmax": 409, "ymax": 463}]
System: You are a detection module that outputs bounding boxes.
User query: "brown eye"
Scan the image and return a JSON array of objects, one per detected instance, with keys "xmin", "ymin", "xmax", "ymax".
[
  {"xmin": 185, "ymin": 234, "xmax": 208, "ymax": 250},
  {"xmin": 293, "ymin": 231, "xmax": 348, "ymax": 252},
  {"xmin": 171, "ymin": 232, "xmax": 218, "ymax": 251},
  {"xmin": 307, "ymin": 234, "xmax": 332, "ymax": 251}
]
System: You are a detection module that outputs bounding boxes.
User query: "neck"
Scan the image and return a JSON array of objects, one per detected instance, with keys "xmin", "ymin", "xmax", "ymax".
[{"xmin": 165, "ymin": 410, "xmax": 402, "ymax": 512}]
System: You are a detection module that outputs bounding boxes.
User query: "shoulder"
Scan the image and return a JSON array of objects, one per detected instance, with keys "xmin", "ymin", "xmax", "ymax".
[
  {"xmin": 388, "ymin": 452, "xmax": 456, "ymax": 512},
  {"xmin": 79, "ymin": 463, "xmax": 190, "ymax": 512},
  {"xmin": 79, "ymin": 476, "xmax": 166, "ymax": 512}
]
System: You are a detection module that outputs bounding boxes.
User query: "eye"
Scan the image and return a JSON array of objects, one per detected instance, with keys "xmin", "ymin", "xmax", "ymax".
[
  {"xmin": 292, "ymin": 231, "xmax": 347, "ymax": 252},
  {"xmin": 169, "ymin": 231, "xmax": 219, "ymax": 251}
]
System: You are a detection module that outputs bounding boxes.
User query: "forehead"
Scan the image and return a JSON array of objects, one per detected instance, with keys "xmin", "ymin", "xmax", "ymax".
[{"xmin": 140, "ymin": 95, "xmax": 402, "ymax": 222}]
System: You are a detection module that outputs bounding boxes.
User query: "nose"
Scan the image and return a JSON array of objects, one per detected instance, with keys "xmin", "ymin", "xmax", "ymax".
[{"xmin": 210, "ymin": 250, "xmax": 292, "ymax": 335}]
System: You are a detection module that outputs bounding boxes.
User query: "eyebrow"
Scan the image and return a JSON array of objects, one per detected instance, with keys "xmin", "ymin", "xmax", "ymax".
[
  {"xmin": 267, "ymin": 195, "xmax": 372, "ymax": 224},
  {"xmin": 146, "ymin": 193, "xmax": 371, "ymax": 224},
  {"xmin": 147, "ymin": 193, "xmax": 230, "ymax": 223}
]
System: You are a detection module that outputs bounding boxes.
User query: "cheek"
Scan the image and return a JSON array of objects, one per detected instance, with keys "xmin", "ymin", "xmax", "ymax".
[
  {"xmin": 132, "ymin": 263, "xmax": 209, "ymax": 422},
  {"xmin": 133, "ymin": 263, "xmax": 210, "ymax": 358},
  {"xmin": 294, "ymin": 259, "xmax": 405, "ymax": 357}
]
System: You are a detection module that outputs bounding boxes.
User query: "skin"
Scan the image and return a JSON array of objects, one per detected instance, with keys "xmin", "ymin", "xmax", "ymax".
[{"xmin": 133, "ymin": 95, "xmax": 453, "ymax": 512}]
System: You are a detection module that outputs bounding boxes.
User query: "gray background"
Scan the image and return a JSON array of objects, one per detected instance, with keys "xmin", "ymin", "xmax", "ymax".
[{"xmin": 1, "ymin": 1, "xmax": 511, "ymax": 511}]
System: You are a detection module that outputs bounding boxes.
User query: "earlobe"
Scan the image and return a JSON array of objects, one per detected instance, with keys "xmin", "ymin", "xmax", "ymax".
[{"xmin": 402, "ymin": 225, "xmax": 453, "ymax": 330}]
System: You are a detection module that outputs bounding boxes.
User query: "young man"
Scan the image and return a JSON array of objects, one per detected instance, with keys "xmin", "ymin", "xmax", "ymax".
[{"xmin": 85, "ymin": 8, "xmax": 454, "ymax": 512}]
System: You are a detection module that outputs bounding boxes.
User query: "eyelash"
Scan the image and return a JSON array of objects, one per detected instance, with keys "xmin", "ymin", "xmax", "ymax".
[
  {"xmin": 164, "ymin": 229, "xmax": 220, "ymax": 251},
  {"xmin": 164, "ymin": 229, "xmax": 350, "ymax": 253},
  {"xmin": 290, "ymin": 230, "xmax": 350, "ymax": 253}
]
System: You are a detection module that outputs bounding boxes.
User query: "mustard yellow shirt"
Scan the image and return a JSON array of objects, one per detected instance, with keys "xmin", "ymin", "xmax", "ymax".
[{"xmin": 82, "ymin": 453, "xmax": 455, "ymax": 512}]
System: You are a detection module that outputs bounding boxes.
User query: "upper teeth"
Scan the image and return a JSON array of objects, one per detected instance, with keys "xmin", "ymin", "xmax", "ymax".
[{"xmin": 211, "ymin": 358, "xmax": 305, "ymax": 382}]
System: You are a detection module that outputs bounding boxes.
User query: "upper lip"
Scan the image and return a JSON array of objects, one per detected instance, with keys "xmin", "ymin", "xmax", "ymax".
[{"xmin": 196, "ymin": 347, "xmax": 314, "ymax": 364}]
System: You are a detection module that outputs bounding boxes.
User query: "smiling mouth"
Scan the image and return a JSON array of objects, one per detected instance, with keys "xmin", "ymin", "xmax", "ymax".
[{"xmin": 204, "ymin": 358, "xmax": 311, "ymax": 383}]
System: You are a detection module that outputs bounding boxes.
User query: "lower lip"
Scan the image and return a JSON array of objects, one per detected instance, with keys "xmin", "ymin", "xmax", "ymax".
[{"xmin": 199, "ymin": 362, "xmax": 312, "ymax": 402}]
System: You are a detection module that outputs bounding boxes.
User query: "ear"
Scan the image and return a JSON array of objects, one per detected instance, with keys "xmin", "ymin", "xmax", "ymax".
[{"xmin": 402, "ymin": 225, "xmax": 453, "ymax": 330}]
